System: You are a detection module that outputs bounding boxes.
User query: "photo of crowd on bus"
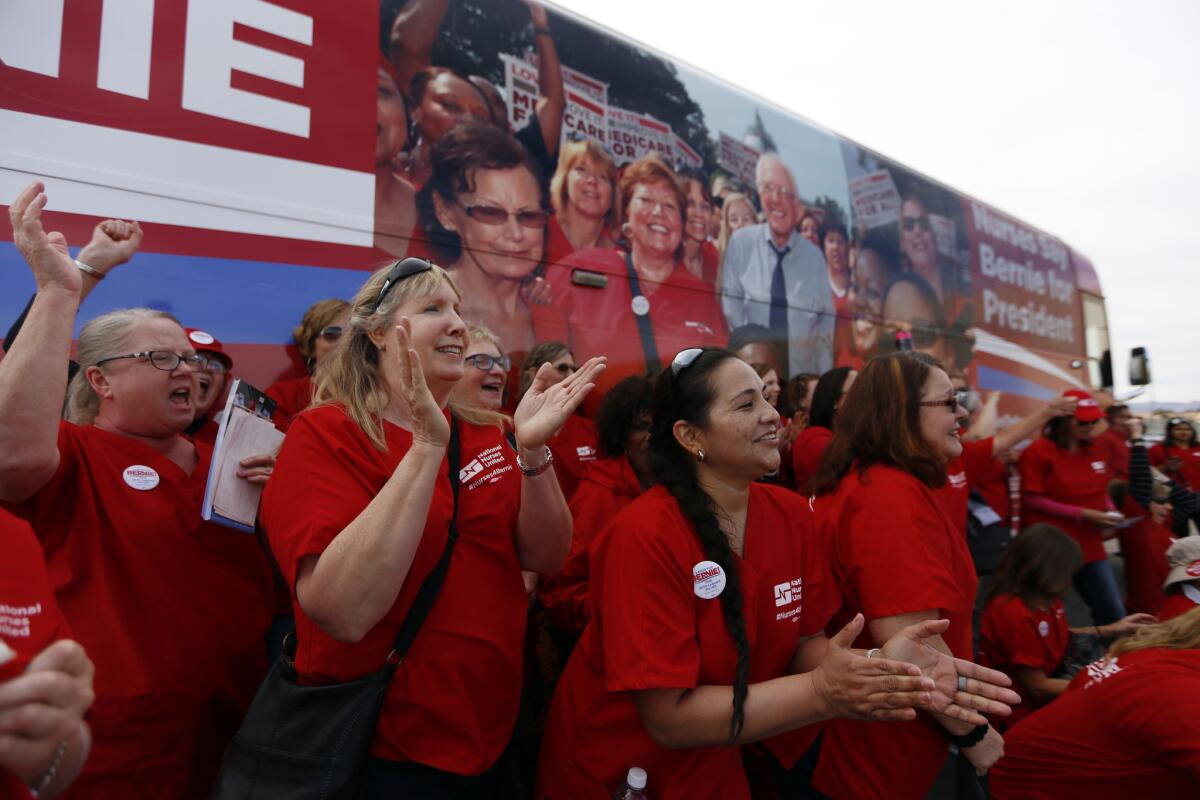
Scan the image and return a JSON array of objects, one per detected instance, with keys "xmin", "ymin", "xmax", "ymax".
[{"xmin": 2, "ymin": 0, "xmax": 1199, "ymax": 799}]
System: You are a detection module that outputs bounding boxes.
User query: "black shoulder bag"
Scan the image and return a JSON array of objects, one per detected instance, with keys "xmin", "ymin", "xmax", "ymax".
[{"xmin": 215, "ymin": 418, "xmax": 463, "ymax": 800}]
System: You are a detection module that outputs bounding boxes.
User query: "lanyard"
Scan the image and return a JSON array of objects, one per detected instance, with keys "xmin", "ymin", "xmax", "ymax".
[{"xmin": 624, "ymin": 251, "xmax": 662, "ymax": 373}]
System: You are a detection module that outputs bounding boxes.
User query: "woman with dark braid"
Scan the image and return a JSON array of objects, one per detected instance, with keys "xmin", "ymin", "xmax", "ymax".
[{"xmin": 534, "ymin": 348, "xmax": 1017, "ymax": 799}]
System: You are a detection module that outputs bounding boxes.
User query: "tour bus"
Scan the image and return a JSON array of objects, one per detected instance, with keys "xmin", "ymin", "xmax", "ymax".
[{"xmin": 0, "ymin": 0, "xmax": 1115, "ymax": 420}]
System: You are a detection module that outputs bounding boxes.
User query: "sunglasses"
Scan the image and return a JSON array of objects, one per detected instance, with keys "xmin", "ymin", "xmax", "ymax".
[
  {"xmin": 318, "ymin": 325, "xmax": 344, "ymax": 342},
  {"xmin": 465, "ymin": 353, "xmax": 512, "ymax": 372},
  {"xmin": 671, "ymin": 347, "xmax": 704, "ymax": 376},
  {"xmin": 458, "ymin": 201, "xmax": 548, "ymax": 229},
  {"xmin": 902, "ymin": 215, "xmax": 933, "ymax": 233},
  {"xmin": 374, "ymin": 257, "xmax": 435, "ymax": 311},
  {"xmin": 918, "ymin": 396, "xmax": 961, "ymax": 413}
]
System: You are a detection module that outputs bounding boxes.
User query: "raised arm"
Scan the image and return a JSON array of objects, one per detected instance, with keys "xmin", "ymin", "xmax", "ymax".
[
  {"xmin": 0, "ymin": 183, "xmax": 80, "ymax": 502},
  {"xmin": 992, "ymin": 394, "xmax": 1076, "ymax": 457},
  {"xmin": 526, "ymin": 2, "xmax": 564, "ymax": 156},
  {"xmin": 387, "ymin": 0, "xmax": 449, "ymax": 94}
]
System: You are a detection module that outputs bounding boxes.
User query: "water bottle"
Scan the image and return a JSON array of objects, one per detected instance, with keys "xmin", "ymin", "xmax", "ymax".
[{"xmin": 612, "ymin": 766, "xmax": 648, "ymax": 799}]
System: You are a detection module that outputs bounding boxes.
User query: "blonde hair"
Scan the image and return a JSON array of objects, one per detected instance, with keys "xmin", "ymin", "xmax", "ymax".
[
  {"xmin": 313, "ymin": 261, "xmax": 505, "ymax": 450},
  {"xmin": 465, "ymin": 323, "xmax": 502, "ymax": 354},
  {"xmin": 452, "ymin": 324, "xmax": 510, "ymax": 414},
  {"xmin": 293, "ymin": 298, "xmax": 351, "ymax": 362},
  {"xmin": 1108, "ymin": 606, "xmax": 1200, "ymax": 657},
  {"xmin": 717, "ymin": 192, "xmax": 757, "ymax": 258},
  {"xmin": 65, "ymin": 308, "xmax": 182, "ymax": 424},
  {"xmin": 549, "ymin": 138, "xmax": 619, "ymax": 231}
]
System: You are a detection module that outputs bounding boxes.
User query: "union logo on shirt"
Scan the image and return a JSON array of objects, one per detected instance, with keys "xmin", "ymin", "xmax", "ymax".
[
  {"xmin": 1090, "ymin": 460, "xmax": 1107, "ymax": 474},
  {"xmin": 1082, "ymin": 657, "xmax": 1123, "ymax": 688},
  {"xmin": 462, "ymin": 445, "xmax": 513, "ymax": 491},
  {"xmin": 575, "ymin": 445, "xmax": 597, "ymax": 462},
  {"xmin": 947, "ymin": 471, "xmax": 967, "ymax": 489},
  {"xmin": 773, "ymin": 578, "xmax": 804, "ymax": 622}
]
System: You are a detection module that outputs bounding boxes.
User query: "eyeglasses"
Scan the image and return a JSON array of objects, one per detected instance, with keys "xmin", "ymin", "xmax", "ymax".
[
  {"xmin": 319, "ymin": 325, "xmax": 344, "ymax": 342},
  {"xmin": 374, "ymin": 257, "xmax": 434, "ymax": 311},
  {"xmin": 465, "ymin": 353, "xmax": 512, "ymax": 372},
  {"xmin": 197, "ymin": 354, "xmax": 229, "ymax": 374},
  {"xmin": 902, "ymin": 215, "xmax": 933, "ymax": 233},
  {"xmin": 758, "ymin": 183, "xmax": 795, "ymax": 200},
  {"xmin": 457, "ymin": 201, "xmax": 548, "ymax": 229},
  {"xmin": 671, "ymin": 347, "xmax": 704, "ymax": 376},
  {"xmin": 918, "ymin": 396, "xmax": 960, "ymax": 413},
  {"xmin": 96, "ymin": 350, "xmax": 206, "ymax": 371}
]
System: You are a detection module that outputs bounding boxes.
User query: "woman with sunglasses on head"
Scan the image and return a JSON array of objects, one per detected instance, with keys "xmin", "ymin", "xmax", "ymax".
[
  {"xmin": 516, "ymin": 342, "xmax": 598, "ymax": 501},
  {"xmin": 418, "ymin": 122, "xmax": 570, "ymax": 367},
  {"xmin": 266, "ymin": 298, "xmax": 351, "ymax": 432},
  {"xmin": 546, "ymin": 154, "xmax": 727, "ymax": 417},
  {"xmin": 809, "ymin": 352, "xmax": 1018, "ymax": 800},
  {"xmin": 536, "ymin": 347, "xmax": 1016, "ymax": 799},
  {"xmin": 0, "ymin": 183, "xmax": 274, "ymax": 797},
  {"xmin": 261, "ymin": 257, "xmax": 604, "ymax": 796}
]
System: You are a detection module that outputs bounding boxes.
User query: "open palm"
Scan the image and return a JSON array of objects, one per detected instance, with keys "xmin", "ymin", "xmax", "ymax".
[
  {"xmin": 513, "ymin": 356, "xmax": 605, "ymax": 450},
  {"xmin": 9, "ymin": 182, "xmax": 80, "ymax": 294}
]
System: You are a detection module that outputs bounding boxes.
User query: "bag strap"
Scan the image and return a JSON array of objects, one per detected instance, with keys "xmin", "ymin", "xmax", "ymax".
[
  {"xmin": 384, "ymin": 415, "xmax": 462, "ymax": 672},
  {"xmin": 624, "ymin": 250, "xmax": 662, "ymax": 373}
]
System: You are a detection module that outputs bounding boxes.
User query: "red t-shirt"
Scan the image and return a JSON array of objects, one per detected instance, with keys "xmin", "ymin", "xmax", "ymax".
[
  {"xmin": 978, "ymin": 595, "xmax": 1068, "ymax": 727},
  {"xmin": 1, "ymin": 422, "xmax": 273, "ymax": 798},
  {"xmin": 1149, "ymin": 443, "xmax": 1200, "ymax": 491},
  {"xmin": 1094, "ymin": 427, "xmax": 1130, "ymax": 480},
  {"xmin": 1159, "ymin": 589, "xmax": 1200, "ymax": 621},
  {"xmin": 990, "ymin": 648, "xmax": 1200, "ymax": 799},
  {"xmin": 1019, "ymin": 437, "xmax": 1112, "ymax": 563},
  {"xmin": 536, "ymin": 484, "xmax": 836, "ymax": 799},
  {"xmin": 261, "ymin": 405, "xmax": 527, "ymax": 774},
  {"xmin": 812, "ymin": 464, "xmax": 979, "ymax": 800},
  {"xmin": 538, "ymin": 455, "xmax": 642, "ymax": 636},
  {"xmin": 546, "ymin": 414, "xmax": 598, "ymax": 502},
  {"xmin": 973, "ymin": 455, "xmax": 1014, "ymax": 527},
  {"xmin": 790, "ymin": 425, "xmax": 832, "ymax": 494},
  {"xmin": 939, "ymin": 437, "xmax": 996, "ymax": 530},
  {"xmin": 265, "ymin": 374, "xmax": 313, "ymax": 433},
  {"xmin": 1116, "ymin": 495, "xmax": 1176, "ymax": 616},
  {"xmin": 546, "ymin": 248, "xmax": 727, "ymax": 417}
]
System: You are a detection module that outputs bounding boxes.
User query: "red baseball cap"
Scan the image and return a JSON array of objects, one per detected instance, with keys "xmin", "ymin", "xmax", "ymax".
[
  {"xmin": 1063, "ymin": 389, "xmax": 1102, "ymax": 422},
  {"xmin": 185, "ymin": 328, "xmax": 233, "ymax": 370}
]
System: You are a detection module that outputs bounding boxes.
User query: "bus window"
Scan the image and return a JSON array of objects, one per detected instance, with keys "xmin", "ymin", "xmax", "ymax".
[{"xmin": 1081, "ymin": 292, "xmax": 1111, "ymax": 390}]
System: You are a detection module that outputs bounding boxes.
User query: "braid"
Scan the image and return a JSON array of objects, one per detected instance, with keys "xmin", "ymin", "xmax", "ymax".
[{"xmin": 649, "ymin": 349, "xmax": 752, "ymax": 743}]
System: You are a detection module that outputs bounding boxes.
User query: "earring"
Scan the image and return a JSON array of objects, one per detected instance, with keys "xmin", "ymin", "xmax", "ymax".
[
  {"xmin": 696, "ymin": 448, "xmax": 706, "ymax": 463},
  {"xmin": 620, "ymin": 222, "xmax": 633, "ymax": 239}
]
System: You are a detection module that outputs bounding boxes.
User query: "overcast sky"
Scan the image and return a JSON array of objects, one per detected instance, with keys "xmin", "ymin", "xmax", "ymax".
[{"xmin": 553, "ymin": 0, "xmax": 1200, "ymax": 404}]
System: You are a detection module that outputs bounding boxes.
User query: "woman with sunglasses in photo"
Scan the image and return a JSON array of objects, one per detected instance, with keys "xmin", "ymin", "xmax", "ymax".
[
  {"xmin": 418, "ymin": 122, "xmax": 570, "ymax": 366},
  {"xmin": 881, "ymin": 270, "xmax": 975, "ymax": 372},
  {"xmin": 546, "ymin": 154, "xmax": 727, "ymax": 417},
  {"xmin": 516, "ymin": 342, "xmax": 598, "ymax": 501},
  {"xmin": 261, "ymin": 257, "xmax": 605, "ymax": 796},
  {"xmin": 809, "ymin": 352, "xmax": 1015, "ymax": 800},
  {"xmin": 536, "ymin": 348, "xmax": 1016, "ymax": 799},
  {"xmin": 0, "ymin": 183, "xmax": 274, "ymax": 796},
  {"xmin": 266, "ymin": 298, "xmax": 351, "ymax": 432},
  {"xmin": 1020, "ymin": 391, "xmax": 1128, "ymax": 626}
]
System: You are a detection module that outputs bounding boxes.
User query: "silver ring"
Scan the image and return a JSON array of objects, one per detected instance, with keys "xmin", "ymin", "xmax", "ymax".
[{"xmin": 957, "ymin": 674, "xmax": 967, "ymax": 692}]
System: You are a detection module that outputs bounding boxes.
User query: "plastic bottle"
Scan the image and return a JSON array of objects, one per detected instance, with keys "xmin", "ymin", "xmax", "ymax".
[{"xmin": 611, "ymin": 766, "xmax": 648, "ymax": 799}]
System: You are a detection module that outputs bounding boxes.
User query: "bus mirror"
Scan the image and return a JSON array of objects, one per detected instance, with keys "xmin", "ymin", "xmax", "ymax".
[
  {"xmin": 1100, "ymin": 349, "xmax": 1114, "ymax": 390},
  {"xmin": 1129, "ymin": 347, "xmax": 1151, "ymax": 386}
]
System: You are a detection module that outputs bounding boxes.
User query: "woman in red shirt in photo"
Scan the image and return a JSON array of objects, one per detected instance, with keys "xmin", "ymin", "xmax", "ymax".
[
  {"xmin": 516, "ymin": 342, "xmax": 598, "ymax": 501},
  {"xmin": 791, "ymin": 366, "xmax": 855, "ymax": 493},
  {"xmin": 260, "ymin": 257, "xmax": 604, "ymax": 796},
  {"xmin": 679, "ymin": 170, "xmax": 721, "ymax": 292},
  {"xmin": 810, "ymin": 352, "xmax": 1016, "ymax": 800},
  {"xmin": 536, "ymin": 348, "xmax": 1015, "ymax": 799},
  {"xmin": 545, "ymin": 138, "xmax": 618, "ymax": 266},
  {"xmin": 1149, "ymin": 417, "xmax": 1200, "ymax": 491},
  {"xmin": 546, "ymin": 155, "xmax": 727, "ymax": 416},
  {"xmin": 0, "ymin": 183, "xmax": 275, "ymax": 797},
  {"xmin": 266, "ymin": 298, "xmax": 351, "ymax": 432},
  {"xmin": 990, "ymin": 607, "xmax": 1200, "ymax": 799}
]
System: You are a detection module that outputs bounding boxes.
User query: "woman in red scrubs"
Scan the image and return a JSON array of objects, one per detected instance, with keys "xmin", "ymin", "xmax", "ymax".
[
  {"xmin": 809, "ymin": 351, "xmax": 1012, "ymax": 800},
  {"xmin": 1149, "ymin": 417, "xmax": 1200, "ymax": 491},
  {"xmin": 261, "ymin": 257, "xmax": 605, "ymax": 796},
  {"xmin": 990, "ymin": 607, "xmax": 1200, "ymax": 799},
  {"xmin": 536, "ymin": 348, "xmax": 1016, "ymax": 799},
  {"xmin": 0, "ymin": 182, "xmax": 274, "ymax": 797},
  {"xmin": 266, "ymin": 298, "xmax": 351, "ymax": 432}
]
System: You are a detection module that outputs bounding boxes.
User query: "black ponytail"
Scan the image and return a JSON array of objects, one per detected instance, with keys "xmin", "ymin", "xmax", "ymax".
[{"xmin": 648, "ymin": 348, "xmax": 751, "ymax": 743}]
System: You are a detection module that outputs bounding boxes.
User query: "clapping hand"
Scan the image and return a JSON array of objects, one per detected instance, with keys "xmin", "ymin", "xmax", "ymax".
[
  {"xmin": 392, "ymin": 318, "xmax": 450, "ymax": 448},
  {"xmin": 513, "ymin": 356, "xmax": 605, "ymax": 452}
]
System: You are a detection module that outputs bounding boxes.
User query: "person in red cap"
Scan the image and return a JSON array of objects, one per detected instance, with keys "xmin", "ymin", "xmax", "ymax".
[
  {"xmin": 1019, "ymin": 389, "xmax": 1127, "ymax": 625},
  {"xmin": 183, "ymin": 327, "xmax": 233, "ymax": 445},
  {"xmin": 1160, "ymin": 538, "xmax": 1200, "ymax": 621}
]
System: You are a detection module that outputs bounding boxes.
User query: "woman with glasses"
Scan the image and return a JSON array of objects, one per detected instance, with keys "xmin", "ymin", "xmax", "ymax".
[
  {"xmin": 452, "ymin": 324, "xmax": 512, "ymax": 412},
  {"xmin": 183, "ymin": 327, "xmax": 234, "ymax": 444},
  {"xmin": 536, "ymin": 347, "xmax": 1015, "ymax": 799},
  {"xmin": 808, "ymin": 352, "xmax": 1012, "ymax": 799},
  {"xmin": 266, "ymin": 298, "xmax": 351, "ymax": 432},
  {"xmin": 0, "ymin": 182, "xmax": 274, "ymax": 795},
  {"xmin": 1020, "ymin": 390, "xmax": 1129, "ymax": 626},
  {"xmin": 418, "ymin": 122, "xmax": 569, "ymax": 365},
  {"xmin": 546, "ymin": 154, "xmax": 727, "ymax": 417},
  {"xmin": 516, "ymin": 342, "xmax": 596, "ymax": 501},
  {"xmin": 260, "ymin": 257, "xmax": 604, "ymax": 796}
]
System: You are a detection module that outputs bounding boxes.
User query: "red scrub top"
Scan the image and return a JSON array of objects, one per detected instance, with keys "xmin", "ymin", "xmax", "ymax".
[
  {"xmin": 1149, "ymin": 443, "xmax": 1200, "ymax": 491},
  {"xmin": 1094, "ymin": 427, "xmax": 1130, "ymax": 480},
  {"xmin": 536, "ymin": 484, "xmax": 836, "ymax": 800},
  {"xmin": 939, "ymin": 437, "xmax": 995, "ymax": 529},
  {"xmin": 265, "ymin": 373, "xmax": 314, "ymax": 433},
  {"xmin": 261, "ymin": 405, "xmax": 527, "ymax": 775},
  {"xmin": 812, "ymin": 464, "xmax": 979, "ymax": 800},
  {"xmin": 978, "ymin": 595, "xmax": 1068, "ymax": 728},
  {"xmin": 1, "ymin": 422, "xmax": 273, "ymax": 799},
  {"xmin": 1159, "ymin": 589, "xmax": 1200, "ymax": 621},
  {"xmin": 790, "ymin": 425, "xmax": 832, "ymax": 494},
  {"xmin": 1019, "ymin": 437, "xmax": 1112, "ymax": 563},
  {"xmin": 538, "ymin": 455, "xmax": 642, "ymax": 636},
  {"xmin": 546, "ymin": 248, "xmax": 727, "ymax": 417},
  {"xmin": 547, "ymin": 413, "xmax": 598, "ymax": 502},
  {"xmin": 990, "ymin": 647, "xmax": 1200, "ymax": 799}
]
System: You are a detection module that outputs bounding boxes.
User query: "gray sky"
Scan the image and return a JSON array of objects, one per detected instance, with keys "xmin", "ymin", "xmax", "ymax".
[{"xmin": 553, "ymin": 0, "xmax": 1200, "ymax": 404}]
